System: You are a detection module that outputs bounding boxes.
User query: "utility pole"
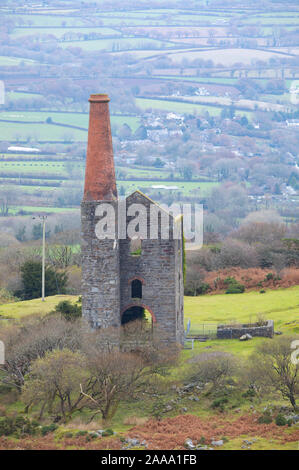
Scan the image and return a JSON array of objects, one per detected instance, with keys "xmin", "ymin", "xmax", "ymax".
[
  {"xmin": 32, "ymin": 215, "xmax": 47, "ymax": 301},
  {"xmin": 41, "ymin": 216, "xmax": 46, "ymax": 302}
]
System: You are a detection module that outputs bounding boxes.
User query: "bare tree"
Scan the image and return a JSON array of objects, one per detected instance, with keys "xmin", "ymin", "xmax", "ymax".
[
  {"xmin": 22, "ymin": 349, "xmax": 89, "ymax": 422},
  {"xmin": 248, "ymin": 336, "xmax": 299, "ymax": 410},
  {"xmin": 0, "ymin": 314, "xmax": 83, "ymax": 389},
  {"xmin": 187, "ymin": 351, "xmax": 238, "ymax": 392}
]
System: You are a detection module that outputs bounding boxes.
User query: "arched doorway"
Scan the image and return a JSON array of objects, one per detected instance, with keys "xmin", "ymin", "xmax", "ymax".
[
  {"xmin": 121, "ymin": 304, "xmax": 156, "ymax": 336},
  {"xmin": 122, "ymin": 305, "xmax": 145, "ymax": 325}
]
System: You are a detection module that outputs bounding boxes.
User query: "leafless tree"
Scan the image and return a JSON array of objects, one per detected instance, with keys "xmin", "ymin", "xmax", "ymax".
[{"xmin": 248, "ymin": 336, "xmax": 299, "ymax": 410}]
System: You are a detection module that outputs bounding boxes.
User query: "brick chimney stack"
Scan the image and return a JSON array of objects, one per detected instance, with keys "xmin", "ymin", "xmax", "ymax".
[{"xmin": 83, "ymin": 94, "xmax": 117, "ymax": 201}]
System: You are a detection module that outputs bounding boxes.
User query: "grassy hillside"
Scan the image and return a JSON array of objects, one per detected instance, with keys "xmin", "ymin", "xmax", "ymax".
[
  {"xmin": 1, "ymin": 286, "xmax": 298, "ymax": 336},
  {"xmin": 185, "ymin": 286, "xmax": 299, "ymax": 335},
  {"xmin": 0, "ymin": 294, "xmax": 77, "ymax": 319}
]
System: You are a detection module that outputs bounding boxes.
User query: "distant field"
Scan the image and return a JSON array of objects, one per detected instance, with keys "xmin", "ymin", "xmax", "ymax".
[
  {"xmin": 12, "ymin": 26, "xmax": 121, "ymax": 38},
  {"xmin": 157, "ymin": 48, "xmax": 294, "ymax": 65},
  {"xmin": 5, "ymin": 91, "xmax": 42, "ymax": 101},
  {"xmin": 160, "ymin": 94, "xmax": 286, "ymax": 113},
  {"xmin": 0, "ymin": 160, "xmax": 70, "ymax": 176},
  {"xmin": 0, "ymin": 56, "xmax": 36, "ymax": 66},
  {"xmin": 117, "ymin": 180, "xmax": 218, "ymax": 197},
  {"xmin": 10, "ymin": 206, "xmax": 78, "ymax": 215},
  {"xmin": 136, "ymin": 97, "xmax": 223, "ymax": 115},
  {"xmin": 245, "ymin": 16, "xmax": 299, "ymax": 25},
  {"xmin": 111, "ymin": 47, "xmax": 295, "ymax": 64},
  {"xmin": 136, "ymin": 97, "xmax": 252, "ymax": 118},
  {"xmin": 0, "ymin": 121, "xmax": 87, "ymax": 142},
  {"xmin": 7, "ymin": 14, "xmax": 86, "ymax": 27},
  {"xmin": 61, "ymin": 37, "xmax": 175, "ymax": 51},
  {"xmin": 0, "ymin": 112, "xmax": 140, "ymax": 142}
]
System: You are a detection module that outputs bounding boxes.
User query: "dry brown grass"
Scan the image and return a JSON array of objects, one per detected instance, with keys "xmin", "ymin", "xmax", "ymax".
[{"xmin": 123, "ymin": 416, "xmax": 149, "ymax": 426}]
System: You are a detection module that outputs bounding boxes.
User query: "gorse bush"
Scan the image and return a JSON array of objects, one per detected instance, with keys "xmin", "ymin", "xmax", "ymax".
[
  {"xmin": 275, "ymin": 414, "xmax": 287, "ymax": 426},
  {"xmin": 258, "ymin": 412, "xmax": 272, "ymax": 424},
  {"xmin": 54, "ymin": 299, "xmax": 82, "ymax": 321},
  {"xmin": 224, "ymin": 276, "xmax": 245, "ymax": 294},
  {"xmin": 0, "ymin": 415, "xmax": 39, "ymax": 437}
]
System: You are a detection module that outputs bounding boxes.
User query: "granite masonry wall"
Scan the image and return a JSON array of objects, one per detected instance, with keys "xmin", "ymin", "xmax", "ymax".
[
  {"xmin": 81, "ymin": 200, "xmax": 120, "ymax": 329},
  {"xmin": 120, "ymin": 191, "xmax": 185, "ymax": 345},
  {"xmin": 217, "ymin": 320, "xmax": 274, "ymax": 339}
]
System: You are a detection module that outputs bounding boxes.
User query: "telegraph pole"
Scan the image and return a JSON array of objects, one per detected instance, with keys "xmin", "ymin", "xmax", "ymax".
[
  {"xmin": 32, "ymin": 215, "xmax": 47, "ymax": 301},
  {"xmin": 41, "ymin": 216, "xmax": 46, "ymax": 301}
]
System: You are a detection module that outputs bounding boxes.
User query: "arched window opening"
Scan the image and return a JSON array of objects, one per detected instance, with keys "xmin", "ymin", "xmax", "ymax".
[{"xmin": 131, "ymin": 279, "xmax": 142, "ymax": 299}]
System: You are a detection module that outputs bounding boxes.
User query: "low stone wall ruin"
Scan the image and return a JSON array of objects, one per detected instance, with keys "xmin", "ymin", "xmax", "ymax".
[{"xmin": 217, "ymin": 320, "xmax": 274, "ymax": 339}]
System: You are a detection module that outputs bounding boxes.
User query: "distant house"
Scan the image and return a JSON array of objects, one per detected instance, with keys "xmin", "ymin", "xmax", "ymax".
[
  {"xmin": 7, "ymin": 146, "xmax": 40, "ymax": 153},
  {"xmin": 286, "ymin": 119, "xmax": 299, "ymax": 127}
]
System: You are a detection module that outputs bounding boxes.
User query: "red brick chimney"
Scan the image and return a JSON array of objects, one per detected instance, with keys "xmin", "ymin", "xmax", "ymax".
[{"xmin": 83, "ymin": 94, "xmax": 117, "ymax": 201}]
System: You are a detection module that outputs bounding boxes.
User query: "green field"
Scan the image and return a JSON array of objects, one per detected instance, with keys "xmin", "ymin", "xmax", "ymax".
[
  {"xmin": 0, "ymin": 56, "xmax": 36, "ymax": 66},
  {"xmin": 10, "ymin": 206, "xmax": 78, "ymax": 215},
  {"xmin": 5, "ymin": 91, "xmax": 42, "ymax": 101},
  {"xmin": 185, "ymin": 286, "xmax": 299, "ymax": 336},
  {"xmin": 136, "ymin": 97, "xmax": 224, "ymax": 116},
  {"xmin": 61, "ymin": 37, "xmax": 175, "ymax": 51},
  {"xmin": 0, "ymin": 112, "xmax": 140, "ymax": 142},
  {"xmin": 156, "ymin": 76, "xmax": 239, "ymax": 85},
  {"xmin": 12, "ymin": 26, "xmax": 121, "ymax": 38},
  {"xmin": 0, "ymin": 121, "xmax": 86, "ymax": 142},
  {"xmin": 117, "ymin": 180, "xmax": 218, "ymax": 197},
  {"xmin": 245, "ymin": 16, "xmax": 299, "ymax": 25},
  {"xmin": 8, "ymin": 14, "xmax": 86, "ymax": 27},
  {"xmin": 0, "ymin": 295, "xmax": 78, "ymax": 319}
]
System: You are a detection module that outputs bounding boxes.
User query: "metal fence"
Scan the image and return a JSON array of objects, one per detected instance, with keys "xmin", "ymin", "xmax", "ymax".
[{"xmin": 186, "ymin": 323, "xmax": 218, "ymax": 339}]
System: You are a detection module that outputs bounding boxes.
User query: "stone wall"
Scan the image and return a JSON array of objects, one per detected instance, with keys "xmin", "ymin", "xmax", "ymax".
[
  {"xmin": 81, "ymin": 200, "xmax": 120, "ymax": 329},
  {"xmin": 217, "ymin": 320, "xmax": 274, "ymax": 339},
  {"xmin": 120, "ymin": 191, "xmax": 184, "ymax": 345}
]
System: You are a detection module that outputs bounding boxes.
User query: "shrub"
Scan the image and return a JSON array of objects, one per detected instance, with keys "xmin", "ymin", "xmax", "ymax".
[
  {"xmin": 275, "ymin": 414, "xmax": 287, "ymax": 426},
  {"xmin": 76, "ymin": 430, "xmax": 88, "ymax": 437},
  {"xmin": 225, "ymin": 284, "xmax": 245, "ymax": 294},
  {"xmin": 211, "ymin": 397, "xmax": 228, "ymax": 411},
  {"xmin": 102, "ymin": 428, "xmax": 114, "ymax": 437},
  {"xmin": 41, "ymin": 423, "xmax": 58, "ymax": 436},
  {"xmin": 55, "ymin": 300, "xmax": 82, "ymax": 321},
  {"xmin": 258, "ymin": 412, "xmax": 272, "ymax": 424},
  {"xmin": 17, "ymin": 260, "xmax": 68, "ymax": 300},
  {"xmin": 224, "ymin": 276, "xmax": 245, "ymax": 294},
  {"xmin": 0, "ymin": 415, "xmax": 39, "ymax": 437},
  {"xmin": 242, "ymin": 388, "xmax": 256, "ymax": 398},
  {"xmin": 0, "ymin": 417, "xmax": 14, "ymax": 436}
]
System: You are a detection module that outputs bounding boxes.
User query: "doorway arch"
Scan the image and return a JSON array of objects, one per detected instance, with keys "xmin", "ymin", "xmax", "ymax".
[{"xmin": 121, "ymin": 303, "xmax": 156, "ymax": 326}]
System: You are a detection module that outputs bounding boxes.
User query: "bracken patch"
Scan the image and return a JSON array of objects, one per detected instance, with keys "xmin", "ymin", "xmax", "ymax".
[{"xmin": 127, "ymin": 414, "xmax": 299, "ymax": 450}]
